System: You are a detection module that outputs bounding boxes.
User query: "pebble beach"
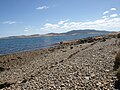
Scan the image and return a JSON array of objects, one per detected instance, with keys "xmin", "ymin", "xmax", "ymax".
[{"xmin": 0, "ymin": 33, "xmax": 120, "ymax": 90}]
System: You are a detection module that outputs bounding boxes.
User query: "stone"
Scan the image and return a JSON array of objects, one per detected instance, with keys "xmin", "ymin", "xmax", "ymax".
[
  {"xmin": 91, "ymin": 73, "xmax": 95, "ymax": 78},
  {"xmin": 85, "ymin": 77, "xmax": 89, "ymax": 80}
]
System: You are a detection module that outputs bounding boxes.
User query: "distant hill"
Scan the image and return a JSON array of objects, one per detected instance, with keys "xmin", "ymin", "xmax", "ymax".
[
  {"xmin": 3, "ymin": 29, "xmax": 112, "ymax": 39},
  {"xmin": 62, "ymin": 29, "xmax": 111, "ymax": 35}
]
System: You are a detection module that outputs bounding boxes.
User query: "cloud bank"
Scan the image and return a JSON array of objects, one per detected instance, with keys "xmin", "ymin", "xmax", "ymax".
[{"xmin": 41, "ymin": 8, "xmax": 120, "ymax": 33}]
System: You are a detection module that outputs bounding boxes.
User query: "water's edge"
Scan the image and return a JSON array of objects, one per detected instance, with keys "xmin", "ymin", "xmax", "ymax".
[{"xmin": 0, "ymin": 33, "xmax": 110, "ymax": 55}]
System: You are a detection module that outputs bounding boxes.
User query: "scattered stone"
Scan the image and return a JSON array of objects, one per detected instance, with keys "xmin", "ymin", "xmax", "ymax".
[
  {"xmin": 0, "ymin": 34, "xmax": 118, "ymax": 89},
  {"xmin": 0, "ymin": 82, "xmax": 12, "ymax": 89},
  {"xmin": 70, "ymin": 46, "xmax": 73, "ymax": 49},
  {"xmin": 17, "ymin": 57, "xmax": 22, "ymax": 59},
  {"xmin": 0, "ymin": 67, "xmax": 5, "ymax": 72},
  {"xmin": 61, "ymin": 50, "xmax": 66, "ymax": 52},
  {"xmin": 11, "ymin": 58, "xmax": 16, "ymax": 60},
  {"xmin": 59, "ymin": 60, "xmax": 64, "ymax": 63},
  {"xmin": 21, "ymin": 79, "xmax": 27, "ymax": 83},
  {"xmin": 105, "ymin": 69, "xmax": 110, "ymax": 72},
  {"xmin": 85, "ymin": 76, "xmax": 89, "ymax": 80},
  {"xmin": 90, "ymin": 73, "xmax": 95, "ymax": 78},
  {"xmin": 96, "ymin": 82, "xmax": 102, "ymax": 86}
]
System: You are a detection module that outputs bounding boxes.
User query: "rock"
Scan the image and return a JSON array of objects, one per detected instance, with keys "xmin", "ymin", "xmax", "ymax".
[
  {"xmin": 0, "ymin": 82, "xmax": 12, "ymax": 89},
  {"xmin": 70, "ymin": 46, "xmax": 73, "ymax": 49},
  {"xmin": 85, "ymin": 77, "xmax": 89, "ymax": 80},
  {"xmin": 96, "ymin": 82, "xmax": 102, "ymax": 86},
  {"xmin": 92, "ymin": 55, "xmax": 96, "ymax": 57},
  {"xmin": 17, "ymin": 57, "xmax": 22, "ymax": 59},
  {"xmin": 91, "ymin": 73, "xmax": 95, "ymax": 78},
  {"xmin": 0, "ymin": 67, "xmax": 5, "ymax": 72},
  {"xmin": 105, "ymin": 69, "xmax": 110, "ymax": 72}
]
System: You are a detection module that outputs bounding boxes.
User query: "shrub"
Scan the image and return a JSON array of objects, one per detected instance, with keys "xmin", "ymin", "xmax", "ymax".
[
  {"xmin": 114, "ymin": 50, "xmax": 120, "ymax": 70},
  {"xmin": 116, "ymin": 67, "xmax": 120, "ymax": 80},
  {"xmin": 117, "ymin": 33, "xmax": 120, "ymax": 38},
  {"xmin": 114, "ymin": 49, "xmax": 120, "ymax": 81}
]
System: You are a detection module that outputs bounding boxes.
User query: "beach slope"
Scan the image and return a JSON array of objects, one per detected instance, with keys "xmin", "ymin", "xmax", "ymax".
[{"xmin": 0, "ymin": 33, "xmax": 119, "ymax": 90}]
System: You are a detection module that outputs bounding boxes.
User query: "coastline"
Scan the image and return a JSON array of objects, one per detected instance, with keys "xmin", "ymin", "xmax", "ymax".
[
  {"xmin": 0, "ymin": 34, "xmax": 108, "ymax": 56},
  {"xmin": 0, "ymin": 32, "xmax": 120, "ymax": 89}
]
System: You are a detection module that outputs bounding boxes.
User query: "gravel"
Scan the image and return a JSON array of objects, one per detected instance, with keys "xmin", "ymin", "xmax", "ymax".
[{"xmin": 0, "ymin": 37, "xmax": 119, "ymax": 90}]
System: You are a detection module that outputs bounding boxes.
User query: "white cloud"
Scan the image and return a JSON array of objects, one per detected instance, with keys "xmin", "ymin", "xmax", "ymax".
[
  {"xmin": 41, "ymin": 17, "xmax": 120, "ymax": 32},
  {"xmin": 58, "ymin": 19, "xmax": 69, "ymax": 25},
  {"xmin": 41, "ymin": 23, "xmax": 59, "ymax": 30},
  {"xmin": 40, "ymin": 7, "xmax": 120, "ymax": 33},
  {"xmin": 102, "ymin": 16, "xmax": 107, "ymax": 19},
  {"xmin": 36, "ymin": 6, "xmax": 49, "ymax": 10},
  {"xmin": 102, "ymin": 16, "xmax": 109, "ymax": 20},
  {"xmin": 3, "ymin": 21, "xmax": 16, "ymax": 24},
  {"xmin": 111, "ymin": 8, "xmax": 116, "ymax": 11},
  {"xmin": 24, "ymin": 26, "xmax": 32, "ymax": 32},
  {"xmin": 103, "ymin": 11, "xmax": 109, "ymax": 15},
  {"xmin": 110, "ymin": 14, "xmax": 118, "ymax": 18}
]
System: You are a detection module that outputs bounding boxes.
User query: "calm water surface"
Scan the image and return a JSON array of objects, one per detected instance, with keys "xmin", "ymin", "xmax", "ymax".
[{"xmin": 0, "ymin": 34, "xmax": 108, "ymax": 55}]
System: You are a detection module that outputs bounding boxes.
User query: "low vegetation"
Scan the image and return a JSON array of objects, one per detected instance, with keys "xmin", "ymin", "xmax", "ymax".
[
  {"xmin": 116, "ymin": 67, "xmax": 120, "ymax": 80},
  {"xmin": 115, "ymin": 50, "xmax": 120, "ymax": 81},
  {"xmin": 117, "ymin": 33, "xmax": 120, "ymax": 38},
  {"xmin": 114, "ymin": 50, "xmax": 120, "ymax": 70}
]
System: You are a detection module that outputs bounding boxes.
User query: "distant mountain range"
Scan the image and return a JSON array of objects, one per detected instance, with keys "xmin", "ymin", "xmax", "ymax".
[
  {"xmin": 3, "ymin": 29, "xmax": 112, "ymax": 39},
  {"xmin": 62, "ymin": 30, "xmax": 111, "ymax": 35}
]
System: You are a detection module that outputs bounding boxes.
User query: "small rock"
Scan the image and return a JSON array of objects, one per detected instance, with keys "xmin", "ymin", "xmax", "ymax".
[
  {"xmin": 70, "ymin": 46, "xmax": 73, "ymax": 49},
  {"xmin": 92, "ymin": 55, "xmax": 96, "ymax": 57},
  {"xmin": 0, "ymin": 67, "xmax": 5, "ymax": 72},
  {"xmin": 91, "ymin": 73, "xmax": 95, "ymax": 78},
  {"xmin": 17, "ymin": 57, "xmax": 22, "ymax": 59},
  {"xmin": 96, "ymin": 82, "xmax": 102, "ymax": 86},
  {"xmin": 60, "ymin": 84, "xmax": 65, "ymax": 87},
  {"xmin": 105, "ymin": 69, "xmax": 110, "ymax": 72},
  {"xmin": 85, "ymin": 76, "xmax": 89, "ymax": 80}
]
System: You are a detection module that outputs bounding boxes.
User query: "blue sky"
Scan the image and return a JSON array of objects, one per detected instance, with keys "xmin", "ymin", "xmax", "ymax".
[{"xmin": 0, "ymin": 0, "xmax": 120, "ymax": 37}]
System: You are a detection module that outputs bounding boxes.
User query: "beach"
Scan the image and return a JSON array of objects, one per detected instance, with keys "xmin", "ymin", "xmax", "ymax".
[{"xmin": 0, "ymin": 33, "xmax": 119, "ymax": 90}]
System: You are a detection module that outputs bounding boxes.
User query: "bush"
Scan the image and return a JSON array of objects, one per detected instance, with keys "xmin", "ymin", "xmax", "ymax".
[
  {"xmin": 116, "ymin": 67, "xmax": 120, "ymax": 80},
  {"xmin": 114, "ymin": 49, "xmax": 120, "ymax": 80},
  {"xmin": 114, "ymin": 50, "xmax": 120, "ymax": 70},
  {"xmin": 117, "ymin": 33, "xmax": 120, "ymax": 38}
]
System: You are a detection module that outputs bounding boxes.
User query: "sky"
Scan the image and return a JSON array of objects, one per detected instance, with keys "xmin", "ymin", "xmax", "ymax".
[{"xmin": 0, "ymin": 0, "xmax": 120, "ymax": 37}]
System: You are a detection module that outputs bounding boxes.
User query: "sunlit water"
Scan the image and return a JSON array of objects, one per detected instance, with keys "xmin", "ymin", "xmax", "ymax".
[{"xmin": 0, "ymin": 33, "xmax": 109, "ymax": 55}]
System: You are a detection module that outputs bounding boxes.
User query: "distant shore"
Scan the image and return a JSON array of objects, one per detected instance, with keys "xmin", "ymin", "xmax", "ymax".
[{"xmin": 0, "ymin": 29, "xmax": 112, "ymax": 39}]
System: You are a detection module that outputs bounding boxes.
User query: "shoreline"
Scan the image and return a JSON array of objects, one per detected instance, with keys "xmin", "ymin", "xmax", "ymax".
[
  {"xmin": 0, "ymin": 33, "xmax": 112, "ymax": 56},
  {"xmin": 0, "ymin": 33, "xmax": 117, "ymax": 69},
  {"xmin": 0, "ymin": 33, "xmax": 111, "ymax": 56},
  {"xmin": 0, "ymin": 32, "xmax": 120, "ymax": 89}
]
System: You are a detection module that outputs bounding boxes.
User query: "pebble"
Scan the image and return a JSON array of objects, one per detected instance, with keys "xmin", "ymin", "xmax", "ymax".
[
  {"xmin": 85, "ymin": 76, "xmax": 90, "ymax": 80},
  {"xmin": 91, "ymin": 73, "xmax": 95, "ymax": 78},
  {"xmin": 105, "ymin": 69, "xmax": 110, "ymax": 72},
  {"xmin": 96, "ymin": 82, "xmax": 102, "ymax": 86}
]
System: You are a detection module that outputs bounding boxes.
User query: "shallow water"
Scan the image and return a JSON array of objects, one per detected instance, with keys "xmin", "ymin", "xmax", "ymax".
[{"xmin": 0, "ymin": 33, "xmax": 109, "ymax": 55}]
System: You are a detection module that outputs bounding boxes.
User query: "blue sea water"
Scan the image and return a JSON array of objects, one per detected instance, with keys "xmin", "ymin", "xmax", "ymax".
[{"xmin": 0, "ymin": 34, "xmax": 108, "ymax": 55}]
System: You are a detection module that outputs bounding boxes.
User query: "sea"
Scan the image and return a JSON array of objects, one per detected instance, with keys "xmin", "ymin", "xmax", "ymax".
[{"xmin": 0, "ymin": 33, "xmax": 109, "ymax": 55}]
